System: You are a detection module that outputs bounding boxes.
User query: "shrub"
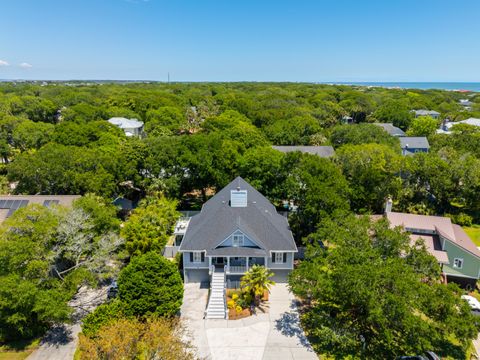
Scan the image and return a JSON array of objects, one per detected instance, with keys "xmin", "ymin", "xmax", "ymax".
[
  {"xmin": 79, "ymin": 317, "xmax": 195, "ymax": 360},
  {"xmin": 447, "ymin": 213, "xmax": 473, "ymax": 227},
  {"xmin": 227, "ymin": 300, "xmax": 235, "ymax": 309},
  {"xmin": 81, "ymin": 300, "xmax": 125, "ymax": 338},
  {"xmin": 117, "ymin": 252, "xmax": 183, "ymax": 317}
]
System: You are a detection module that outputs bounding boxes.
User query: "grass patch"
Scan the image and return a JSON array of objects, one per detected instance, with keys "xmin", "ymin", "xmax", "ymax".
[
  {"xmin": 464, "ymin": 225, "xmax": 480, "ymax": 246},
  {"xmin": 0, "ymin": 338, "xmax": 40, "ymax": 360}
]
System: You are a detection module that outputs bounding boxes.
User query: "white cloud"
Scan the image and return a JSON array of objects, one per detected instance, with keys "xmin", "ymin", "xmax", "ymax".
[
  {"xmin": 19, "ymin": 62, "xmax": 32, "ymax": 68},
  {"xmin": 0, "ymin": 60, "xmax": 9, "ymax": 66}
]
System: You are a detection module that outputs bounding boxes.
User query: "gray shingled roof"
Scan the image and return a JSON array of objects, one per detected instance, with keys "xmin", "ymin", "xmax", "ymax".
[
  {"xmin": 375, "ymin": 123, "xmax": 406, "ymax": 137},
  {"xmin": 413, "ymin": 109, "xmax": 440, "ymax": 116},
  {"xmin": 272, "ymin": 146, "xmax": 335, "ymax": 158},
  {"xmin": 399, "ymin": 137, "xmax": 430, "ymax": 149},
  {"xmin": 179, "ymin": 177, "xmax": 297, "ymax": 254}
]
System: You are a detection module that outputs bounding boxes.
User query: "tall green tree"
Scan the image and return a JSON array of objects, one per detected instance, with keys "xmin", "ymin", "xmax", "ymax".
[
  {"xmin": 117, "ymin": 252, "xmax": 183, "ymax": 317},
  {"xmin": 121, "ymin": 194, "xmax": 179, "ymax": 256},
  {"xmin": 407, "ymin": 116, "xmax": 440, "ymax": 137}
]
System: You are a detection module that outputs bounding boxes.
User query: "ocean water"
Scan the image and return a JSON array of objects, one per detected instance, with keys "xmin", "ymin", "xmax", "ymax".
[{"xmin": 328, "ymin": 82, "xmax": 480, "ymax": 92}]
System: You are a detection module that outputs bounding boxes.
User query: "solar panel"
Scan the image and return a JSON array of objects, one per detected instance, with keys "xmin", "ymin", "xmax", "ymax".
[
  {"xmin": 0, "ymin": 200, "xmax": 6, "ymax": 208},
  {"xmin": 19, "ymin": 200, "xmax": 29, "ymax": 208},
  {"xmin": 4, "ymin": 200, "xmax": 13, "ymax": 209},
  {"xmin": 6, "ymin": 208, "xmax": 16, "ymax": 218},
  {"xmin": 11, "ymin": 200, "xmax": 22, "ymax": 210},
  {"xmin": 43, "ymin": 199, "xmax": 60, "ymax": 207}
]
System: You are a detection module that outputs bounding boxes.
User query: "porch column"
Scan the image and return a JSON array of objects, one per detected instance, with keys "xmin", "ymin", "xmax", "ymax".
[
  {"xmin": 208, "ymin": 256, "xmax": 212, "ymax": 267},
  {"xmin": 264, "ymin": 256, "xmax": 268, "ymax": 268},
  {"xmin": 246, "ymin": 257, "xmax": 249, "ymax": 271}
]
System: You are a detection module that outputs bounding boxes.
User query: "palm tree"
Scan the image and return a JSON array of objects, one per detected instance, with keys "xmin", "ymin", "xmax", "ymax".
[{"xmin": 240, "ymin": 265, "xmax": 275, "ymax": 305}]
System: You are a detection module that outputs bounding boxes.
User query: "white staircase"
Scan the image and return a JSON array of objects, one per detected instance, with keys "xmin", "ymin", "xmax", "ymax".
[{"xmin": 206, "ymin": 266, "xmax": 227, "ymax": 319}]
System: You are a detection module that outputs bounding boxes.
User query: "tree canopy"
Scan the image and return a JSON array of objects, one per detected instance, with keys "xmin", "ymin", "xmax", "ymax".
[{"xmin": 289, "ymin": 214, "xmax": 479, "ymax": 359}]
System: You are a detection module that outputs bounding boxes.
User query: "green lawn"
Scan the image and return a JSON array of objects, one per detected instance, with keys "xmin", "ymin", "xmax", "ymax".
[{"xmin": 464, "ymin": 225, "xmax": 480, "ymax": 247}]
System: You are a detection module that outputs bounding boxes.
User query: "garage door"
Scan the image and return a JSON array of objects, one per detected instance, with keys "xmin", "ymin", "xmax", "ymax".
[
  {"xmin": 185, "ymin": 269, "xmax": 209, "ymax": 284},
  {"xmin": 271, "ymin": 270, "xmax": 290, "ymax": 283}
]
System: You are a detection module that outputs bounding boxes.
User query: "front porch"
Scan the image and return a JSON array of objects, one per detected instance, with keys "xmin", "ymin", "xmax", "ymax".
[{"xmin": 209, "ymin": 256, "xmax": 265, "ymax": 275}]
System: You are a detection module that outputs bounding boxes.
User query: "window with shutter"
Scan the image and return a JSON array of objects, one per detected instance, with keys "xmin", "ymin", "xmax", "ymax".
[
  {"xmin": 275, "ymin": 252, "xmax": 283, "ymax": 263},
  {"xmin": 193, "ymin": 251, "xmax": 202, "ymax": 263}
]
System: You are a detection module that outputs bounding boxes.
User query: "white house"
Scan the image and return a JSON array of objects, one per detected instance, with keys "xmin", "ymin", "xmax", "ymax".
[
  {"xmin": 412, "ymin": 110, "xmax": 440, "ymax": 119},
  {"xmin": 108, "ymin": 117, "xmax": 144, "ymax": 137}
]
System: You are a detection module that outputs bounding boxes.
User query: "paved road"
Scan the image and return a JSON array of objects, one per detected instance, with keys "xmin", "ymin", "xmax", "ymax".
[
  {"xmin": 27, "ymin": 286, "xmax": 107, "ymax": 360},
  {"xmin": 27, "ymin": 324, "xmax": 81, "ymax": 360},
  {"xmin": 473, "ymin": 333, "xmax": 480, "ymax": 359},
  {"xmin": 181, "ymin": 283, "xmax": 317, "ymax": 360}
]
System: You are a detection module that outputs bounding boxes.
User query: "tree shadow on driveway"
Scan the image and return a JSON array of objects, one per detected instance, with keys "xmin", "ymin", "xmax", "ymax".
[
  {"xmin": 39, "ymin": 325, "xmax": 74, "ymax": 347},
  {"xmin": 274, "ymin": 310, "xmax": 311, "ymax": 348}
]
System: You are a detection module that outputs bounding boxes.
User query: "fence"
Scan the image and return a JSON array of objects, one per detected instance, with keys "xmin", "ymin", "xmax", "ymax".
[{"xmin": 162, "ymin": 245, "xmax": 179, "ymax": 258}]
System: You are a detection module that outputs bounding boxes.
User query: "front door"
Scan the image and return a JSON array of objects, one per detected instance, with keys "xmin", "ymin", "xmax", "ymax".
[{"xmin": 212, "ymin": 257, "xmax": 226, "ymax": 267}]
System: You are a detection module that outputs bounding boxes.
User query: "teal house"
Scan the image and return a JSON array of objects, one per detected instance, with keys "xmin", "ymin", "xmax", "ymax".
[{"xmin": 386, "ymin": 211, "xmax": 480, "ymax": 287}]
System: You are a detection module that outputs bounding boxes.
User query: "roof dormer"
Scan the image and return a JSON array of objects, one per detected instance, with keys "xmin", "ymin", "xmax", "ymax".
[{"xmin": 230, "ymin": 187, "xmax": 247, "ymax": 207}]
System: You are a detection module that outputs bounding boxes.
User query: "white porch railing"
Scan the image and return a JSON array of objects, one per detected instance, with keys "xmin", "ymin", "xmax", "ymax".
[{"xmin": 226, "ymin": 265, "xmax": 248, "ymax": 274}]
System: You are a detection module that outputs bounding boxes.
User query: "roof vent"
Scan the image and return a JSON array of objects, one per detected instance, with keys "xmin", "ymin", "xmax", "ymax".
[{"xmin": 230, "ymin": 189, "xmax": 247, "ymax": 207}]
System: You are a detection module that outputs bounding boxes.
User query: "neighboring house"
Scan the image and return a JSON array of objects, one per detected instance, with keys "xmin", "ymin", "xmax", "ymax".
[
  {"xmin": 459, "ymin": 99, "xmax": 473, "ymax": 110},
  {"xmin": 272, "ymin": 145, "xmax": 335, "ymax": 158},
  {"xmin": 177, "ymin": 177, "xmax": 297, "ymax": 318},
  {"xmin": 374, "ymin": 123, "xmax": 406, "ymax": 137},
  {"xmin": 399, "ymin": 137, "xmax": 429, "ymax": 155},
  {"xmin": 412, "ymin": 110, "xmax": 440, "ymax": 119},
  {"xmin": 385, "ymin": 211, "xmax": 480, "ymax": 287},
  {"xmin": 107, "ymin": 117, "xmax": 144, "ymax": 137},
  {"xmin": 342, "ymin": 115, "xmax": 354, "ymax": 124},
  {"xmin": 0, "ymin": 195, "xmax": 80, "ymax": 224},
  {"xmin": 438, "ymin": 117, "xmax": 480, "ymax": 134}
]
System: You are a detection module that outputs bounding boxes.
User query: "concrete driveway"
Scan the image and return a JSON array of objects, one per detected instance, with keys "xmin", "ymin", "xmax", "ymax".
[{"xmin": 181, "ymin": 283, "xmax": 317, "ymax": 360}]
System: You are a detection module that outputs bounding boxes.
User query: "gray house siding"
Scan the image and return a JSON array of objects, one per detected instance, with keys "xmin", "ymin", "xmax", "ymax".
[
  {"xmin": 183, "ymin": 252, "xmax": 208, "ymax": 268},
  {"xmin": 267, "ymin": 252, "xmax": 294, "ymax": 269}
]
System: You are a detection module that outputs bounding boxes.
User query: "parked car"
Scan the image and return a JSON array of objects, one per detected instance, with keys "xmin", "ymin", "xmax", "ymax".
[
  {"xmin": 461, "ymin": 295, "xmax": 480, "ymax": 311},
  {"xmin": 424, "ymin": 351, "xmax": 440, "ymax": 360},
  {"xmin": 397, "ymin": 352, "xmax": 440, "ymax": 360},
  {"xmin": 107, "ymin": 280, "xmax": 118, "ymax": 299}
]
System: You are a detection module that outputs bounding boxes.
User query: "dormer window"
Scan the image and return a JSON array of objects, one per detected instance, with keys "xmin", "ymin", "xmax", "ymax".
[{"xmin": 233, "ymin": 234, "xmax": 244, "ymax": 247}]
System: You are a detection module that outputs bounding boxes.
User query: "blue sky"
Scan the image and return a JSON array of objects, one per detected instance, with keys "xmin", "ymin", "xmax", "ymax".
[{"xmin": 1, "ymin": 0, "xmax": 479, "ymax": 81}]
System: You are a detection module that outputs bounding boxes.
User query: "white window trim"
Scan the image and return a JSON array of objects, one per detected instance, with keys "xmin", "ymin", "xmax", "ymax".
[
  {"xmin": 275, "ymin": 252, "xmax": 284, "ymax": 263},
  {"xmin": 193, "ymin": 251, "xmax": 202, "ymax": 263},
  {"xmin": 453, "ymin": 258, "xmax": 464, "ymax": 269},
  {"xmin": 232, "ymin": 234, "xmax": 244, "ymax": 247}
]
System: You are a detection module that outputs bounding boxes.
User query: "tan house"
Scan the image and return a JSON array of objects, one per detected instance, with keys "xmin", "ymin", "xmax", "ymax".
[{"xmin": 385, "ymin": 211, "xmax": 480, "ymax": 287}]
